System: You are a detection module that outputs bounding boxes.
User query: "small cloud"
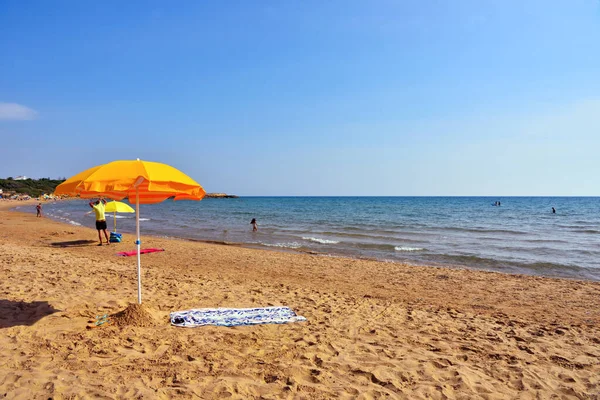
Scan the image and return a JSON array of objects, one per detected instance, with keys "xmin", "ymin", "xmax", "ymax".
[{"xmin": 0, "ymin": 103, "xmax": 38, "ymax": 120}]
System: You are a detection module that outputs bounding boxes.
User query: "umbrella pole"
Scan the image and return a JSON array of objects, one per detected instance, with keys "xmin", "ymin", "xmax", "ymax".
[
  {"xmin": 113, "ymin": 211, "xmax": 117, "ymax": 232},
  {"xmin": 136, "ymin": 188, "xmax": 142, "ymax": 304}
]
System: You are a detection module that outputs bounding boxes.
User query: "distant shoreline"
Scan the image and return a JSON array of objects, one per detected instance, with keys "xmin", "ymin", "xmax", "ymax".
[{"xmin": 204, "ymin": 193, "xmax": 238, "ymax": 198}]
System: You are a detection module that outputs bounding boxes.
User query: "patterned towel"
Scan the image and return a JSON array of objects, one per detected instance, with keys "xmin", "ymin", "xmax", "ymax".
[{"xmin": 170, "ymin": 306, "xmax": 307, "ymax": 327}]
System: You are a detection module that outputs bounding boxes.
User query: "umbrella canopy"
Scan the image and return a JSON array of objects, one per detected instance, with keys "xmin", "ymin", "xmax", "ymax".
[
  {"xmin": 105, "ymin": 200, "xmax": 135, "ymax": 213},
  {"xmin": 56, "ymin": 160, "xmax": 204, "ymax": 203},
  {"xmin": 104, "ymin": 201, "xmax": 135, "ymax": 232},
  {"xmin": 55, "ymin": 159, "xmax": 205, "ymax": 303}
]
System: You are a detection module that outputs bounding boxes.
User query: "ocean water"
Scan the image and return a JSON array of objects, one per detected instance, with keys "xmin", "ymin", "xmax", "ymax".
[{"xmin": 19, "ymin": 197, "xmax": 600, "ymax": 281}]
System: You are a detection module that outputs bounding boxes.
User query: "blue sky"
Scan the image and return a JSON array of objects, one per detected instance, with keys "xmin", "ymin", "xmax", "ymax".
[{"xmin": 1, "ymin": 1, "xmax": 599, "ymax": 195}]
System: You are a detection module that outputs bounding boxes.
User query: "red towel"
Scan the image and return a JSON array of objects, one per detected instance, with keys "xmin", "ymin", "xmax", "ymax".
[{"xmin": 116, "ymin": 248, "xmax": 165, "ymax": 257}]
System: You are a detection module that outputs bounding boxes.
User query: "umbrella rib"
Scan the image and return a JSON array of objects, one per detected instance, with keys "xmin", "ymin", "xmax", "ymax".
[{"xmin": 136, "ymin": 159, "xmax": 150, "ymax": 188}]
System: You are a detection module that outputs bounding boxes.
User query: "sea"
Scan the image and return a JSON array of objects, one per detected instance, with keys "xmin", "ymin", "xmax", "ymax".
[{"xmin": 18, "ymin": 197, "xmax": 600, "ymax": 281}]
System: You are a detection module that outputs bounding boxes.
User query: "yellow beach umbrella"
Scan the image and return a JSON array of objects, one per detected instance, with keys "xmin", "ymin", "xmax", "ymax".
[
  {"xmin": 54, "ymin": 159, "xmax": 205, "ymax": 304},
  {"xmin": 104, "ymin": 201, "xmax": 135, "ymax": 232}
]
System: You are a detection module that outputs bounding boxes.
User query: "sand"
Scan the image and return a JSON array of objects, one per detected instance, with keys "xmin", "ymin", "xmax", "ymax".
[{"xmin": 0, "ymin": 201, "xmax": 599, "ymax": 399}]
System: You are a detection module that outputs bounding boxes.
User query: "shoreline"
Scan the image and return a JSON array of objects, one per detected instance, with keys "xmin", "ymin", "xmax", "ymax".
[
  {"xmin": 10, "ymin": 199, "xmax": 598, "ymax": 283},
  {"xmin": 3, "ymin": 202, "xmax": 600, "ymax": 323},
  {"xmin": 1, "ymin": 202, "xmax": 599, "ymax": 397}
]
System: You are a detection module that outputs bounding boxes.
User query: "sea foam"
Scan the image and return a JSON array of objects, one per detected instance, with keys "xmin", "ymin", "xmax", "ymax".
[
  {"xmin": 303, "ymin": 237, "xmax": 340, "ymax": 244},
  {"xmin": 262, "ymin": 242, "xmax": 302, "ymax": 249},
  {"xmin": 395, "ymin": 246, "xmax": 424, "ymax": 252}
]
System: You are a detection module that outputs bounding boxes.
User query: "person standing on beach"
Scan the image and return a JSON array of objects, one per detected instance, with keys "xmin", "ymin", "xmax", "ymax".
[
  {"xmin": 250, "ymin": 218, "xmax": 258, "ymax": 232},
  {"xmin": 90, "ymin": 198, "xmax": 109, "ymax": 245},
  {"xmin": 36, "ymin": 203, "xmax": 42, "ymax": 217}
]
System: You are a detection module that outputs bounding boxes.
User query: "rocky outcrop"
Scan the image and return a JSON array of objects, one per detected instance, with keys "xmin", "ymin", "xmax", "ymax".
[{"xmin": 205, "ymin": 193, "xmax": 239, "ymax": 198}]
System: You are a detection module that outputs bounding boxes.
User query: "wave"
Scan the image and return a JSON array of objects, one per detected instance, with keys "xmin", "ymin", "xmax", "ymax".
[
  {"xmin": 106, "ymin": 214, "xmax": 127, "ymax": 219},
  {"xmin": 139, "ymin": 218, "xmax": 150, "ymax": 221},
  {"xmin": 395, "ymin": 247, "xmax": 425, "ymax": 252},
  {"xmin": 302, "ymin": 237, "xmax": 340, "ymax": 244},
  {"xmin": 571, "ymin": 229, "xmax": 600, "ymax": 234},
  {"xmin": 337, "ymin": 226, "xmax": 386, "ymax": 233},
  {"xmin": 438, "ymin": 226, "xmax": 527, "ymax": 235},
  {"xmin": 427, "ymin": 253, "xmax": 598, "ymax": 279},
  {"xmin": 48, "ymin": 213, "xmax": 82, "ymax": 226},
  {"xmin": 261, "ymin": 242, "xmax": 303, "ymax": 249},
  {"xmin": 335, "ymin": 224, "xmax": 432, "ymax": 233},
  {"xmin": 347, "ymin": 242, "xmax": 407, "ymax": 252},
  {"xmin": 312, "ymin": 230, "xmax": 427, "ymax": 243},
  {"xmin": 523, "ymin": 238, "xmax": 569, "ymax": 244}
]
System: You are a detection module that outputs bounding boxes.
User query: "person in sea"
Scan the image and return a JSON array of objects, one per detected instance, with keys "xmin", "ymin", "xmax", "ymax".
[
  {"xmin": 552, "ymin": 207, "xmax": 556, "ymax": 214},
  {"xmin": 250, "ymin": 218, "xmax": 258, "ymax": 232},
  {"xmin": 90, "ymin": 198, "xmax": 110, "ymax": 245},
  {"xmin": 36, "ymin": 203, "xmax": 42, "ymax": 217}
]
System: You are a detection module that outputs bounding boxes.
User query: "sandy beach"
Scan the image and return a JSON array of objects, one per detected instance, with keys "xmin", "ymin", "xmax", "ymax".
[{"xmin": 1, "ymin": 201, "xmax": 599, "ymax": 399}]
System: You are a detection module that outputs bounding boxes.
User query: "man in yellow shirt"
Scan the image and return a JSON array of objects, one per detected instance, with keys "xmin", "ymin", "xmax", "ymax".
[{"xmin": 89, "ymin": 198, "xmax": 110, "ymax": 245}]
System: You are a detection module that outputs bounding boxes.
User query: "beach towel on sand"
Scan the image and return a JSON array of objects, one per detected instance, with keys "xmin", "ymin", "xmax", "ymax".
[
  {"xmin": 170, "ymin": 306, "xmax": 307, "ymax": 327},
  {"xmin": 116, "ymin": 248, "xmax": 164, "ymax": 256}
]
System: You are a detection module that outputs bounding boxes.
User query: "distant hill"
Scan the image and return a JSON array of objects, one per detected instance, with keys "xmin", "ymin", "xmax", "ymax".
[
  {"xmin": 0, "ymin": 178, "xmax": 238, "ymax": 199},
  {"xmin": 0, "ymin": 178, "xmax": 65, "ymax": 198},
  {"xmin": 205, "ymin": 193, "xmax": 239, "ymax": 198}
]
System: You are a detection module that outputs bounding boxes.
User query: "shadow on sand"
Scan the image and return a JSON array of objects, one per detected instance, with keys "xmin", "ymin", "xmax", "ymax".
[
  {"xmin": 0, "ymin": 300, "xmax": 60, "ymax": 328},
  {"xmin": 51, "ymin": 239, "xmax": 97, "ymax": 247}
]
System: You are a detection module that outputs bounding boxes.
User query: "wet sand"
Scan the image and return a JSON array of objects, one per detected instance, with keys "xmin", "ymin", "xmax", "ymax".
[{"xmin": 1, "ymin": 201, "xmax": 599, "ymax": 399}]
